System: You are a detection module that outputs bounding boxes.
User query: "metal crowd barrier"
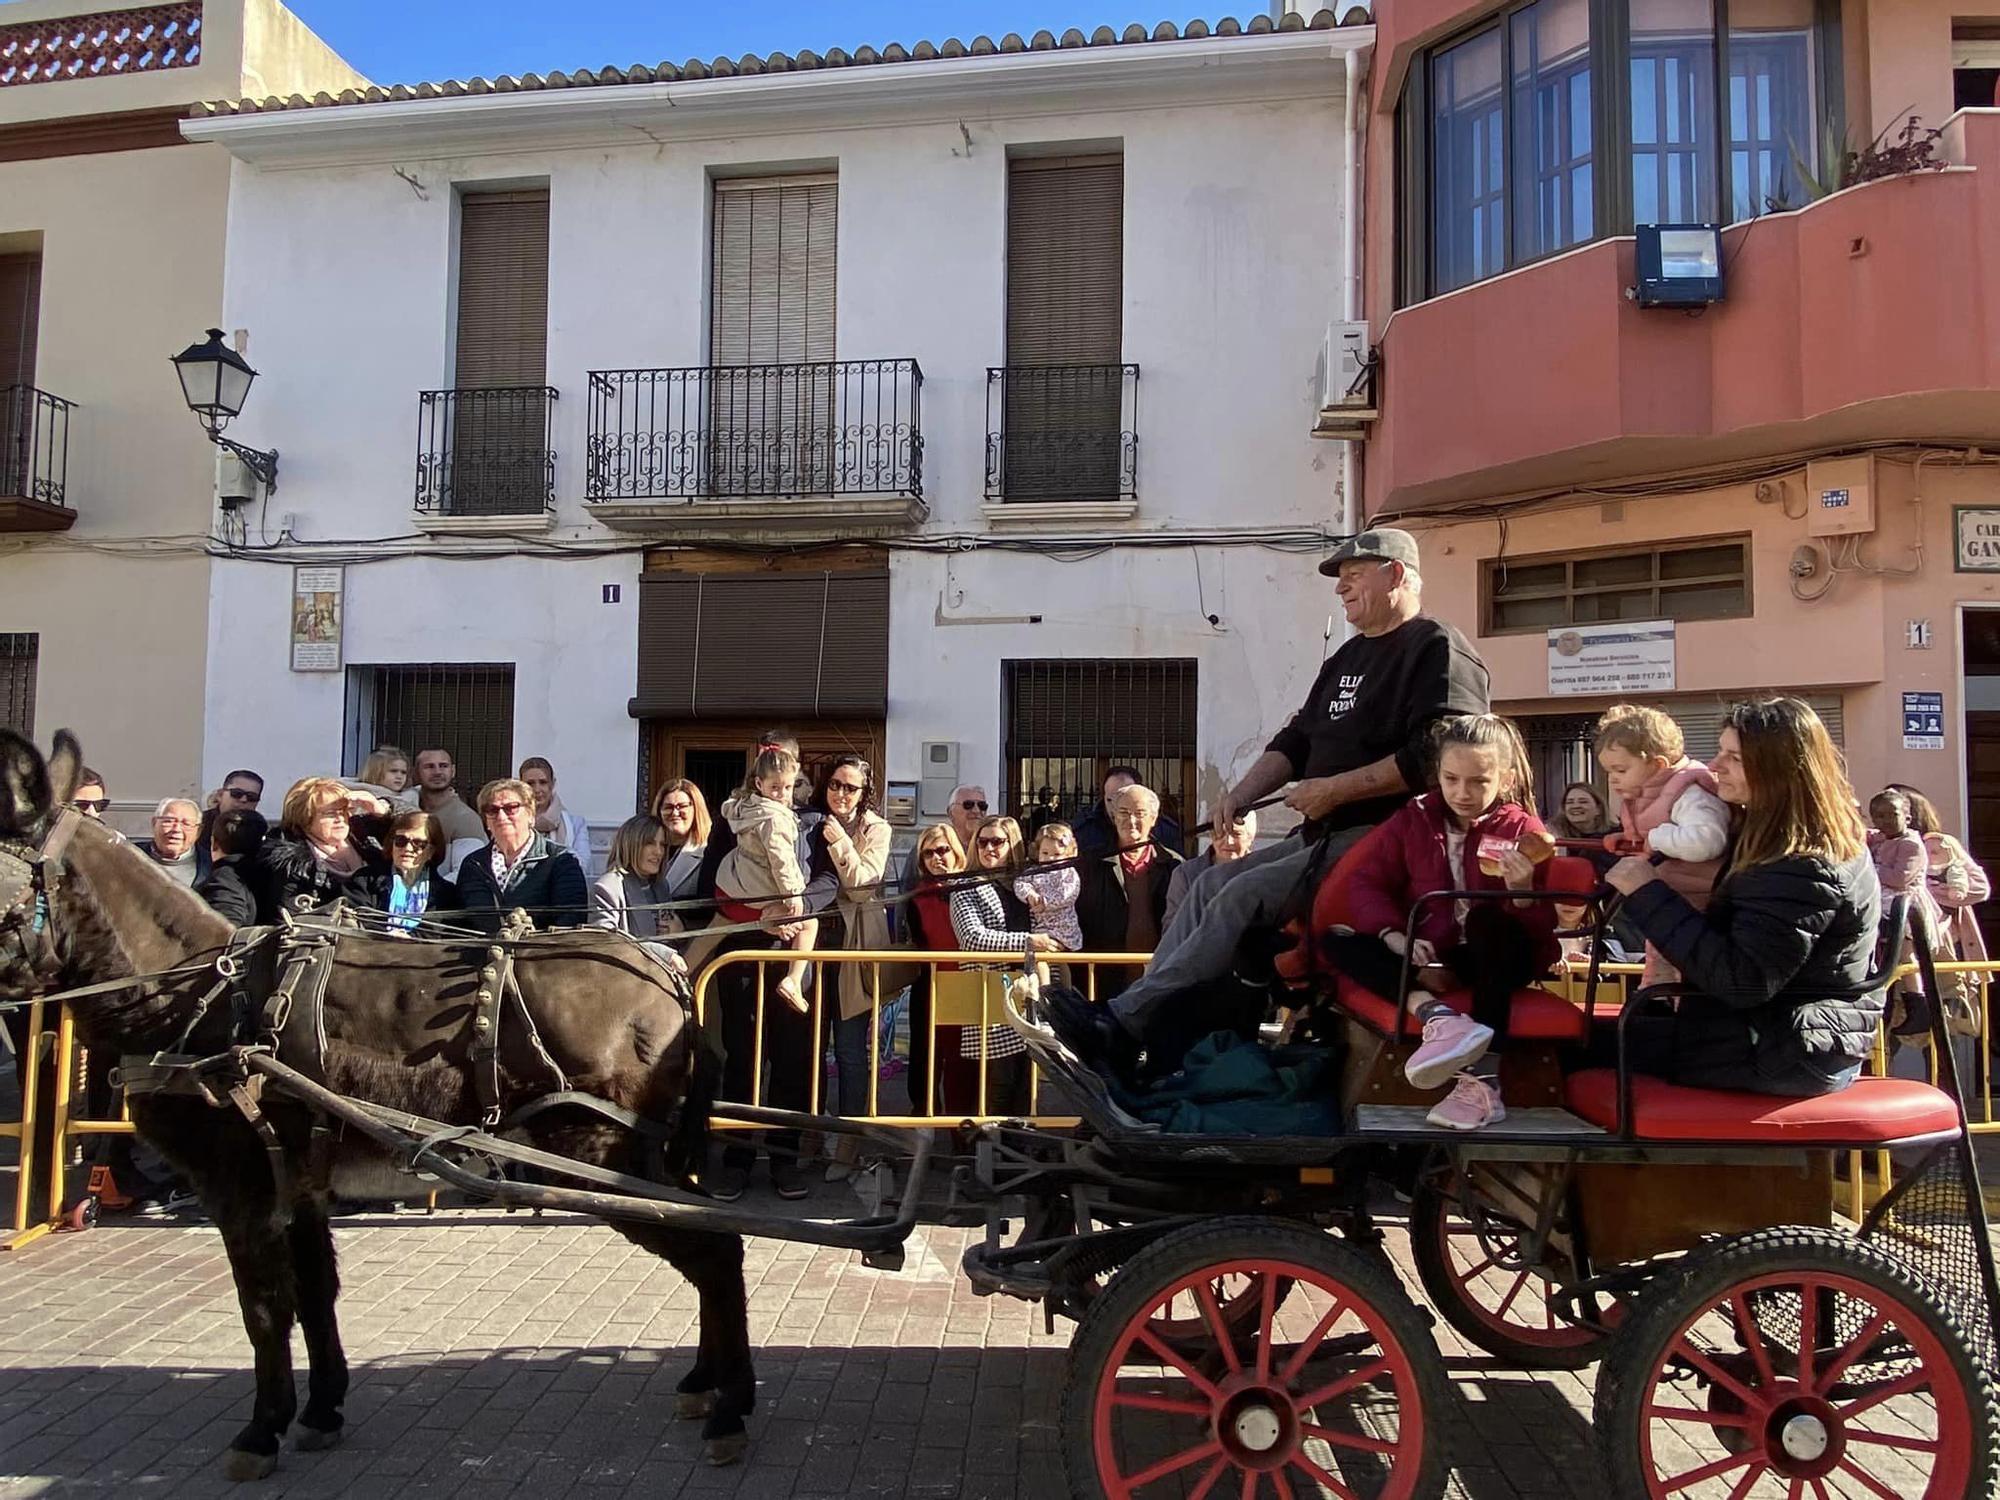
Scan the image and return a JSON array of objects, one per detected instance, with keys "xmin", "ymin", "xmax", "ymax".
[{"xmin": 5, "ymin": 949, "xmax": 1994, "ymax": 1245}]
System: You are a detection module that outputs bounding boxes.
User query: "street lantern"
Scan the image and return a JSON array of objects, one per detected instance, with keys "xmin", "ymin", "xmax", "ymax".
[{"xmin": 170, "ymin": 328, "xmax": 278, "ymax": 498}]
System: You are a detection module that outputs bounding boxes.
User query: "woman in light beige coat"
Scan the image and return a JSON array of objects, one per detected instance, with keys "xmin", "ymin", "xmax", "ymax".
[{"xmin": 815, "ymin": 754, "xmax": 894, "ymax": 1180}]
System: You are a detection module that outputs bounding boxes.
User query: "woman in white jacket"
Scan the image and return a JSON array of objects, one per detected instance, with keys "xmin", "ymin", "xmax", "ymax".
[{"xmin": 814, "ymin": 755, "xmax": 894, "ymax": 1180}]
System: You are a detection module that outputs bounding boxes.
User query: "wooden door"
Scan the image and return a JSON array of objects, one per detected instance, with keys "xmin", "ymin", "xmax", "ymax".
[
  {"xmin": 649, "ymin": 717, "xmax": 885, "ymax": 823},
  {"xmin": 1967, "ymin": 712, "xmax": 2000, "ymax": 955}
]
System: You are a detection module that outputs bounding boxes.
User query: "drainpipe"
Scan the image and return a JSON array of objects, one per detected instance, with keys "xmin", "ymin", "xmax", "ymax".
[{"xmin": 1340, "ymin": 43, "xmax": 1366, "ymax": 540}]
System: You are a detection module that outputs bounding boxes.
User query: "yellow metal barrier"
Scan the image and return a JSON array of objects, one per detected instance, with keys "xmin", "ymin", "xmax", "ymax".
[
  {"xmin": 3, "ymin": 1002, "xmax": 136, "ymax": 1250},
  {"xmin": 686, "ymin": 948, "xmax": 1155, "ymax": 1128}
]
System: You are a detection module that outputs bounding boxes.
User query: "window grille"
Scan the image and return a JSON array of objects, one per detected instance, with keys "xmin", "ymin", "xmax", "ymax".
[
  {"xmin": 345, "ymin": 664, "xmax": 515, "ymax": 799},
  {"xmin": 0, "ymin": 632, "xmax": 35, "ymax": 737},
  {"xmin": 1482, "ymin": 535, "xmax": 1751, "ymax": 635},
  {"xmin": 1003, "ymin": 659, "xmax": 1197, "ymax": 844}
]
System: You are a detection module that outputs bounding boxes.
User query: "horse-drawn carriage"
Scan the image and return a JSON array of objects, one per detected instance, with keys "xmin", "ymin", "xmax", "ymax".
[{"xmin": 2, "ymin": 729, "xmax": 1994, "ymax": 1498}]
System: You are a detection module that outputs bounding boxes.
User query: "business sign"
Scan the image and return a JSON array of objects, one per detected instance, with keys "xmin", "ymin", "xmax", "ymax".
[
  {"xmin": 289, "ymin": 565, "xmax": 343, "ymax": 673},
  {"xmin": 1547, "ymin": 620, "xmax": 1676, "ymax": 697},
  {"xmin": 1956, "ymin": 507, "xmax": 2000, "ymax": 571},
  {"xmin": 1902, "ymin": 690, "xmax": 1945, "ymax": 751}
]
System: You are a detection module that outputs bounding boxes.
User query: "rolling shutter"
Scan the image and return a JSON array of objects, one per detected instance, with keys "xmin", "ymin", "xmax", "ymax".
[
  {"xmin": 454, "ymin": 189, "xmax": 548, "ymax": 387},
  {"xmin": 709, "ymin": 176, "xmax": 837, "ymax": 366},
  {"xmin": 1006, "ymin": 156, "xmax": 1123, "ymax": 365},
  {"xmin": 0, "ymin": 254, "xmax": 40, "ymax": 389},
  {"xmin": 633, "ymin": 570, "xmax": 888, "ymax": 720},
  {"xmin": 1670, "ymin": 694, "xmax": 1845, "ymax": 762}
]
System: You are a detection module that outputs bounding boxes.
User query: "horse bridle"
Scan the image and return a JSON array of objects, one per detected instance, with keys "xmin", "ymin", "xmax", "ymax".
[{"xmin": 0, "ymin": 804, "xmax": 82, "ymax": 988}]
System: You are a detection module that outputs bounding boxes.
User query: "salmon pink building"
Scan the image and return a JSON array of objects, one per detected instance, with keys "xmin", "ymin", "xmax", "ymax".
[{"xmin": 1353, "ymin": 0, "xmax": 2000, "ymax": 860}]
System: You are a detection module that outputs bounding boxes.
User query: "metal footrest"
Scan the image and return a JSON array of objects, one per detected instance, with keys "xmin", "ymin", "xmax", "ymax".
[{"xmin": 1354, "ymin": 1105, "xmax": 1605, "ymax": 1139}]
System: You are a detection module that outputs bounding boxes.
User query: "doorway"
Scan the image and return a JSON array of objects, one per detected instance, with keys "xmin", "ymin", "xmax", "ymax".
[
  {"xmin": 648, "ymin": 718, "xmax": 886, "ymax": 821},
  {"xmin": 1963, "ymin": 609, "xmax": 2000, "ymax": 955}
]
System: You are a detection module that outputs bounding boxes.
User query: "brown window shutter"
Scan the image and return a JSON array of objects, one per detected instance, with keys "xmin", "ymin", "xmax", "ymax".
[
  {"xmin": 1006, "ymin": 156, "xmax": 1123, "ymax": 366},
  {"xmin": 633, "ymin": 570, "xmax": 887, "ymax": 720},
  {"xmin": 0, "ymin": 254, "xmax": 41, "ymax": 390},
  {"xmin": 455, "ymin": 189, "xmax": 549, "ymax": 387}
]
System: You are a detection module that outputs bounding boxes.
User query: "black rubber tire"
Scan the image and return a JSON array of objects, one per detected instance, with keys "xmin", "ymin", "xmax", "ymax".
[
  {"xmin": 1594, "ymin": 1225, "xmax": 2000, "ymax": 1499},
  {"xmin": 1061, "ymin": 1216, "xmax": 1451, "ymax": 1500},
  {"xmin": 1408, "ymin": 1181, "xmax": 1610, "ymax": 1370}
]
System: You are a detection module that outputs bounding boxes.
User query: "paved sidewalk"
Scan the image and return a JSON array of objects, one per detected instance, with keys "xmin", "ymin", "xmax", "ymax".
[{"xmin": 0, "ymin": 1186, "xmax": 1604, "ymax": 1500}]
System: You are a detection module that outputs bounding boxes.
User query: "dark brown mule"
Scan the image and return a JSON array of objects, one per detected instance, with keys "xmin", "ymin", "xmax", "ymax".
[{"xmin": 0, "ymin": 730, "xmax": 755, "ymax": 1478}]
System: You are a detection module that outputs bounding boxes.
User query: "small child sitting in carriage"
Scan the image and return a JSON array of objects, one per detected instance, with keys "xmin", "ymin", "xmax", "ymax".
[
  {"xmin": 1323, "ymin": 713, "xmax": 1562, "ymax": 1131},
  {"xmin": 683, "ymin": 746, "xmax": 818, "ymax": 1012},
  {"xmin": 1595, "ymin": 703, "xmax": 1731, "ymax": 989}
]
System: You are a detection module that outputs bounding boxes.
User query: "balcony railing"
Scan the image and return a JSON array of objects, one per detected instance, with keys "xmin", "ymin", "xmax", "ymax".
[
  {"xmin": 585, "ymin": 359, "xmax": 923, "ymax": 503},
  {"xmin": 414, "ymin": 386, "xmax": 558, "ymax": 518},
  {"xmin": 985, "ymin": 364, "xmax": 1139, "ymax": 503},
  {"xmin": 0, "ymin": 385, "xmax": 74, "ymax": 509}
]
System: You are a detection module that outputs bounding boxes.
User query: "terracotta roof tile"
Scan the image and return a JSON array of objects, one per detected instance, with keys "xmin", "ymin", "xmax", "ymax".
[{"xmin": 187, "ymin": 9, "xmax": 1371, "ymax": 117}]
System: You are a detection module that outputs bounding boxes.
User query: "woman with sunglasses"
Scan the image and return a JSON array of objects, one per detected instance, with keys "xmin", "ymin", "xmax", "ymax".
[
  {"xmin": 946, "ymin": 815, "xmax": 1045, "ymax": 1116},
  {"xmin": 811, "ymin": 756, "xmax": 893, "ymax": 1180},
  {"xmin": 253, "ymin": 777, "xmax": 394, "ymax": 923},
  {"xmin": 383, "ymin": 809, "xmax": 460, "ymax": 932},
  {"xmin": 454, "ymin": 777, "xmax": 590, "ymax": 935},
  {"xmin": 902, "ymin": 823, "xmax": 965, "ymax": 1117}
]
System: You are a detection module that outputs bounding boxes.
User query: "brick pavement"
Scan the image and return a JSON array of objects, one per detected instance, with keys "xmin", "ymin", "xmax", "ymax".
[{"xmin": 0, "ymin": 1178, "xmax": 1606, "ymax": 1500}]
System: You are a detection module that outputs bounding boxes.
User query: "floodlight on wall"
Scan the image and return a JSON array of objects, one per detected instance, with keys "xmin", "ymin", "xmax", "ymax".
[
  {"xmin": 1634, "ymin": 224, "xmax": 1725, "ymax": 308},
  {"xmin": 171, "ymin": 327, "xmax": 279, "ymax": 501}
]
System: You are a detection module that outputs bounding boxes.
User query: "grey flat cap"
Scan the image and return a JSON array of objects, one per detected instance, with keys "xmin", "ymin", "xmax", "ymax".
[{"xmin": 1318, "ymin": 527, "xmax": 1421, "ymax": 576}]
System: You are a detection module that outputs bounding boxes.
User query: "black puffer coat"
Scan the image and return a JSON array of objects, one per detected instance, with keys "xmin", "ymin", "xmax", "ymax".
[
  {"xmin": 251, "ymin": 834, "xmax": 390, "ymax": 924},
  {"xmin": 1623, "ymin": 846, "xmax": 1883, "ymax": 1086}
]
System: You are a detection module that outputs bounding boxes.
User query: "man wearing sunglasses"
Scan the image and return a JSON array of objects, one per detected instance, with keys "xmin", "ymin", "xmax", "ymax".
[{"xmin": 69, "ymin": 768, "xmax": 112, "ymax": 822}]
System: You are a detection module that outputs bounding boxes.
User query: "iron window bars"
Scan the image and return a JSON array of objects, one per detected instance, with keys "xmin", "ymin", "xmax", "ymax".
[
  {"xmin": 0, "ymin": 385, "xmax": 73, "ymax": 509},
  {"xmin": 585, "ymin": 359, "xmax": 923, "ymax": 502},
  {"xmin": 414, "ymin": 386, "xmax": 559, "ymax": 518},
  {"xmin": 985, "ymin": 364, "xmax": 1139, "ymax": 503}
]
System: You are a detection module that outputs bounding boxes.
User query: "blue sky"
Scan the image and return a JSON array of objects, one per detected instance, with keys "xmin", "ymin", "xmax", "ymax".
[{"xmin": 272, "ymin": 3, "xmax": 1198, "ymax": 87}]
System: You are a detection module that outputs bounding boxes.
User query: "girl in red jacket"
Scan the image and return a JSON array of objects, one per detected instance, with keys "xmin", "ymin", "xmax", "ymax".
[{"xmin": 1327, "ymin": 713, "xmax": 1560, "ymax": 1130}]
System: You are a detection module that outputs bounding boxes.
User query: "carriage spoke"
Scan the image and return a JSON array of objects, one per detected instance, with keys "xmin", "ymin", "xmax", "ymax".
[
  {"xmin": 1136, "ymin": 1328, "xmax": 1224, "ymax": 1399},
  {"xmin": 1812, "ymin": 1308, "xmax": 1891, "ymax": 1394},
  {"xmin": 1723, "ymin": 1465, "xmax": 1769, "ymax": 1500},
  {"xmin": 1278, "ymin": 1300, "xmax": 1348, "ymax": 1384},
  {"xmin": 1186, "ymin": 1455, "xmax": 1230, "ymax": 1500},
  {"xmin": 1729, "ymin": 1292, "xmax": 1779, "ymax": 1389},
  {"xmin": 1457, "ymin": 1252, "xmax": 1500, "ymax": 1282},
  {"xmin": 1297, "ymin": 1356, "xmax": 1392, "ymax": 1411},
  {"xmin": 1111, "ymin": 1390, "xmax": 1212, "ymax": 1418},
  {"xmin": 1646, "ymin": 1402, "xmax": 1755, "ymax": 1430},
  {"xmin": 1670, "ymin": 1337, "xmax": 1769, "ymax": 1414},
  {"xmin": 1123, "ymin": 1437, "xmax": 1226, "ymax": 1490},
  {"xmin": 1656, "ymin": 1450, "xmax": 1758, "ymax": 1495},
  {"xmin": 1239, "ymin": 1471, "xmax": 1257, "ymax": 1500},
  {"xmin": 1784, "ymin": 1479, "xmax": 1804, "ymax": 1500},
  {"xmin": 1806, "ymin": 1479, "xmax": 1831, "ymax": 1500},
  {"xmin": 1796, "ymin": 1279, "xmax": 1820, "ymax": 1383},
  {"xmin": 1288, "ymin": 1452, "xmax": 1363, "ymax": 1500},
  {"xmin": 1843, "ymin": 1427, "xmax": 1941, "ymax": 1455},
  {"xmin": 1828, "ymin": 1368, "xmax": 1929, "ymax": 1422},
  {"xmin": 1300, "ymin": 1422, "xmax": 1398, "ymax": 1454},
  {"xmin": 1831, "ymin": 1458, "xmax": 1909, "ymax": 1500},
  {"xmin": 1268, "ymin": 1468, "xmax": 1294, "ymax": 1500},
  {"xmin": 1254, "ymin": 1273, "xmax": 1279, "ymax": 1381},
  {"xmin": 1492, "ymin": 1272, "xmax": 1532, "ymax": 1323},
  {"xmin": 1194, "ymin": 1280, "xmax": 1244, "ymax": 1374}
]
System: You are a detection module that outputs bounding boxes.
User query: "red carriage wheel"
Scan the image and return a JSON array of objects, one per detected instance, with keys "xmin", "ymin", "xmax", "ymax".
[
  {"xmin": 1596, "ymin": 1227, "xmax": 2000, "ymax": 1499},
  {"xmin": 1061, "ymin": 1217, "xmax": 1450, "ymax": 1499},
  {"xmin": 1409, "ymin": 1182, "xmax": 1617, "ymax": 1369}
]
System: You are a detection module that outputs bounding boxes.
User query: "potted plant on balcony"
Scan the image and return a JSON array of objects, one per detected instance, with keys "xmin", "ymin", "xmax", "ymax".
[{"xmin": 1775, "ymin": 112, "xmax": 1947, "ymax": 211}]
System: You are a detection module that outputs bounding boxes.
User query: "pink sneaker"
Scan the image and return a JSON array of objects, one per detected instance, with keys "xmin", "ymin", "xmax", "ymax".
[
  {"xmin": 1404, "ymin": 1012, "xmax": 1495, "ymax": 1090},
  {"xmin": 1426, "ymin": 1074, "xmax": 1506, "ymax": 1131}
]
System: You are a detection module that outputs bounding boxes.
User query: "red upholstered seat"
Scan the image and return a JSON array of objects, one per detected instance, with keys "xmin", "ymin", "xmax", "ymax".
[
  {"xmin": 1335, "ymin": 977, "xmax": 1588, "ymax": 1042},
  {"xmin": 1565, "ymin": 1069, "xmax": 1962, "ymax": 1144}
]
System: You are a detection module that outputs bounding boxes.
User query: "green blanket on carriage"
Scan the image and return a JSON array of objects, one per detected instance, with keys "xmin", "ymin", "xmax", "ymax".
[{"xmin": 1111, "ymin": 1031, "xmax": 1342, "ymax": 1137}]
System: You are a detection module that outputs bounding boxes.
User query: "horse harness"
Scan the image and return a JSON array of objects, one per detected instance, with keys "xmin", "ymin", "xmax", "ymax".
[{"xmin": 0, "ymin": 804, "xmax": 84, "ymax": 982}]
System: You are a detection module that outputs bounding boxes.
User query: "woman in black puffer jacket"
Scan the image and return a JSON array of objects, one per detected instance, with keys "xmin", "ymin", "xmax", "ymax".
[
  {"xmin": 1603, "ymin": 697, "xmax": 1882, "ymax": 1097},
  {"xmin": 252, "ymin": 777, "xmax": 393, "ymax": 923}
]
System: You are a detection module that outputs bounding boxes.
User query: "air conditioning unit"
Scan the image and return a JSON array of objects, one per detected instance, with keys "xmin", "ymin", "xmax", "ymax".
[
  {"xmin": 1315, "ymin": 320, "xmax": 1376, "ymax": 439},
  {"xmin": 918, "ymin": 740, "xmax": 960, "ymax": 818}
]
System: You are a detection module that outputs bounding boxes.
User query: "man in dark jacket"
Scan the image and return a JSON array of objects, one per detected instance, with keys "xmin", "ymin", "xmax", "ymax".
[
  {"xmin": 695, "ymin": 734, "xmax": 842, "ymax": 1202},
  {"xmin": 1077, "ymin": 784, "xmax": 1185, "ymax": 1001},
  {"xmin": 1074, "ymin": 767, "xmax": 1185, "ymax": 858},
  {"xmin": 195, "ymin": 808, "xmax": 268, "ymax": 927},
  {"xmin": 1090, "ymin": 530, "xmax": 1489, "ymax": 1047},
  {"xmin": 454, "ymin": 778, "xmax": 589, "ymax": 933}
]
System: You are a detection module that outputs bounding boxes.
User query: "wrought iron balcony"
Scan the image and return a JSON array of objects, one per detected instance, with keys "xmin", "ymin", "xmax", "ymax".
[
  {"xmin": 414, "ymin": 386, "xmax": 558, "ymax": 519},
  {"xmin": 0, "ymin": 384, "xmax": 75, "ymax": 532},
  {"xmin": 985, "ymin": 364, "xmax": 1139, "ymax": 503},
  {"xmin": 585, "ymin": 359, "xmax": 923, "ymax": 506}
]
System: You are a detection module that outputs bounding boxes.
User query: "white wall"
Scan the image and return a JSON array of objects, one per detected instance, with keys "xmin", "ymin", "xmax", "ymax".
[{"xmin": 208, "ymin": 80, "xmax": 1348, "ymax": 825}]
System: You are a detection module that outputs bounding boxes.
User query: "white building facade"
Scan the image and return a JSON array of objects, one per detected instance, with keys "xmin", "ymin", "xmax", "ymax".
[{"xmin": 190, "ymin": 13, "xmax": 1371, "ymax": 853}]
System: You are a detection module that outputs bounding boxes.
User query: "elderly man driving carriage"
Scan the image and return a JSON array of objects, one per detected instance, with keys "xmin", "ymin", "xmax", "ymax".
[{"xmin": 1057, "ymin": 529, "xmax": 1489, "ymax": 1057}]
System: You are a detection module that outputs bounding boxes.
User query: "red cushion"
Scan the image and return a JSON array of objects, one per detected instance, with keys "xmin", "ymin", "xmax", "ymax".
[
  {"xmin": 1334, "ymin": 977, "xmax": 1589, "ymax": 1043},
  {"xmin": 1565, "ymin": 1069, "xmax": 1962, "ymax": 1143}
]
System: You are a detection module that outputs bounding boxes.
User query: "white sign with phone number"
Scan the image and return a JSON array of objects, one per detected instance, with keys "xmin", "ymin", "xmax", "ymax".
[{"xmin": 1547, "ymin": 620, "xmax": 1676, "ymax": 697}]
